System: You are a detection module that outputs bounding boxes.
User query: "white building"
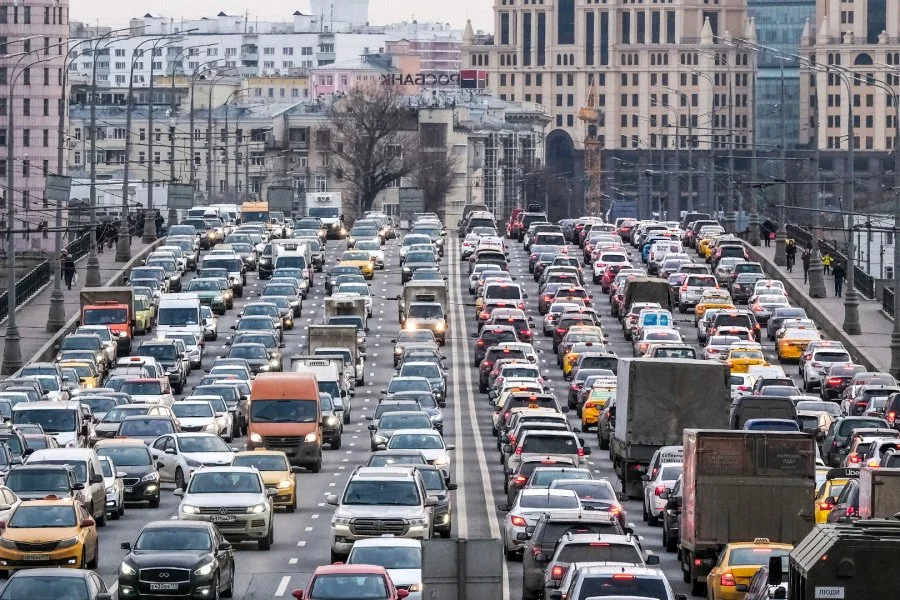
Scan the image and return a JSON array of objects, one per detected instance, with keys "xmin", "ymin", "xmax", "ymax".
[{"xmin": 852, "ymin": 214, "xmax": 896, "ymax": 281}]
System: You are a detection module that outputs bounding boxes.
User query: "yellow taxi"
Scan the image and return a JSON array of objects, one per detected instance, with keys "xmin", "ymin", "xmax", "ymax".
[
  {"xmin": 0, "ymin": 496, "xmax": 99, "ymax": 572},
  {"xmin": 698, "ymin": 235, "xmax": 722, "ymax": 259},
  {"xmin": 815, "ymin": 468, "xmax": 855, "ymax": 524},
  {"xmin": 580, "ymin": 386, "xmax": 616, "ymax": 431},
  {"xmin": 776, "ymin": 327, "xmax": 822, "ymax": 362},
  {"xmin": 562, "ymin": 341, "xmax": 605, "ymax": 379},
  {"xmin": 706, "ymin": 539, "xmax": 792, "ymax": 600},
  {"xmin": 339, "ymin": 250, "xmax": 375, "ymax": 279},
  {"xmin": 695, "ymin": 290, "xmax": 735, "ymax": 323},
  {"xmin": 725, "ymin": 347, "xmax": 768, "ymax": 374},
  {"xmin": 133, "ymin": 294, "xmax": 155, "ymax": 335},
  {"xmin": 232, "ymin": 449, "xmax": 300, "ymax": 512},
  {"xmin": 58, "ymin": 360, "xmax": 100, "ymax": 389}
]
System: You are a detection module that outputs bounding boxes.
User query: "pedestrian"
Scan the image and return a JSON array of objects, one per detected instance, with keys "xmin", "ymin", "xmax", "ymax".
[
  {"xmin": 108, "ymin": 219, "xmax": 118, "ymax": 249},
  {"xmin": 785, "ymin": 239, "xmax": 797, "ymax": 272},
  {"xmin": 97, "ymin": 222, "xmax": 105, "ymax": 254},
  {"xmin": 763, "ymin": 223, "xmax": 773, "ymax": 247},
  {"xmin": 833, "ymin": 261, "xmax": 846, "ymax": 297},
  {"xmin": 62, "ymin": 251, "xmax": 76, "ymax": 290},
  {"xmin": 801, "ymin": 247, "xmax": 812, "ymax": 284},
  {"xmin": 822, "ymin": 252, "xmax": 833, "ymax": 275}
]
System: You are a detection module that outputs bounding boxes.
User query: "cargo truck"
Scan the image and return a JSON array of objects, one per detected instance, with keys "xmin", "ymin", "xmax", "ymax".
[
  {"xmin": 290, "ymin": 355, "xmax": 352, "ymax": 425},
  {"xmin": 77, "ymin": 287, "xmax": 135, "ymax": 354},
  {"xmin": 611, "ymin": 358, "xmax": 730, "ymax": 500},
  {"xmin": 777, "ymin": 520, "xmax": 900, "ymax": 598},
  {"xmin": 857, "ymin": 466, "xmax": 900, "ymax": 519},
  {"xmin": 308, "ymin": 325, "xmax": 364, "ymax": 387},
  {"xmin": 306, "ymin": 192, "xmax": 344, "ymax": 239},
  {"xmin": 622, "ymin": 276, "xmax": 673, "ymax": 313},
  {"xmin": 680, "ymin": 429, "xmax": 816, "ymax": 596}
]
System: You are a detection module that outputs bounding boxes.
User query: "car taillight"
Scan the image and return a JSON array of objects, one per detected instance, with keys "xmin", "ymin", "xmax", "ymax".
[
  {"xmin": 513, "ymin": 475, "xmax": 527, "ymax": 485},
  {"xmin": 476, "ymin": 340, "xmax": 485, "ymax": 346},
  {"xmin": 515, "ymin": 447, "xmax": 522, "ymax": 455},
  {"xmin": 708, "ymin": 348, "xmax": 719, "ymax": 353},
  {"xmin": 654, "ymin": 485, "xmax": 666, "ymax": 496},
  {"xmin": 609, "ymin": 505, "xmax": 622, "ymax": 517},
  {"xmin": 848, "ymin": 454, "xmax": 861, "ymax": 463},
  {"xmin": 846, "ymin": 506, "xmax": 856, "ymax": 516},
  {"xmin": 819, "ymin": 498, "xmax": 835, "ymax": 510},
  {"xmin": 479, "ymin": 312, "xmax": 489, "ymax": 320},
  {"xmin": 889, "ymin": 412, "xmax": 896, "ymax": 423},
  {"xmin": 551, "ymin": 566, "xmax": 566, "ymax": 580},
  {"xmin": 577, "ymin": 447, "xmax": 585, "ymax": 457},
  {"xmin": 556, "ymin": 328, "xmax": 566, "ymax": 334},
  {"xmin": 827, "ymin": 377, "xmax": 842, "ymax": 385},
  {"xmin": 532, "ymin": 546, "xmax": 543, "ymax": 557},
  {"xmin": 510, "ymin": 516, "xmax": 527, "ymax": 527},
  {"xmin": 720, "ymin": 572, "xmax": 736, "ymax": 587}
]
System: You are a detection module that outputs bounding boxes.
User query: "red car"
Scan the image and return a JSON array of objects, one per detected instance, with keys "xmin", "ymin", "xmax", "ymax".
[
  {"xmin": 506, "ymin": 208, "xmax": 523, "ymax": 239},
  {"xmin": 292, "ymin": 564, "xmax": 409, "ymax": 600}
]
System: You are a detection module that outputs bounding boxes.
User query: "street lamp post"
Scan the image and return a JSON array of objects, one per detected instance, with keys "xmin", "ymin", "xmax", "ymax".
[
  {"xmin": 651, "ymin": 100, "xmax": 680, "ymax": 218},
  {"xmin": 807, "ymin": 73, "xmax": 827, "ymax": 299},
  {"xmin": 773, "ymin": 57, "xmax": 788, "ymax": 267}
]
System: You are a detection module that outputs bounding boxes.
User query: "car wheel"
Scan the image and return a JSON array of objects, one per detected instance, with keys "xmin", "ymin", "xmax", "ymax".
[
  {"xmin": 648, "ymin": 510, "xmax": 660, "ymax": 527},
  {"xmin": 343, "ymin": 411, "xmax": 350, "ymax": 425},
  {"xmin": 87, "ymin": 544, "xmax": 99, "ymax": 569},
  {"xmin": 258, "ymin": 526, "xmax": 273, "ymax": 551},
  {"xmin": 665, "ymin": 528, "xmax": 678, "ymax": 552},
  {"xmin": 149, "ymin": 494, "xmax": 160, "ymax": 508},
  {"xmin": 222, "ymin": 565, "xmax": 235, "ymax": 598},
  {"xmin": 224, "ymin": 426, "xmax": 234, "ymax": 444},
  {"xmin": 311, "ymin": 454, "xmax": 322, "ymax": 473},
  {"xmin": 330, "ymin": 550, "xmax": 344, "ymax": 563},
  {"xmin": 118, "ymin": 497, "xmax": 125, "ymax": 517},
  {"xmin": 95, "ymin": 504, "xmax": 107, "ymax": 527},
  {"xmin": 175, "ymin": 467, "xmax": 186, "ymax": 491},
  {"xmin": 332, "ymin": 436, "xmax": 342, "ymax": 450}
]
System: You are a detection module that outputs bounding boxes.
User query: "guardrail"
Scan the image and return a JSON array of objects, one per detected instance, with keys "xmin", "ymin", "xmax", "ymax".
[
  {"xmin": 783, "ymin": 224, "xmax": 876, "ymax": 299},
  {"xmin": 885, "ymin": 286, "xmax": 895, "ymax": 319}
]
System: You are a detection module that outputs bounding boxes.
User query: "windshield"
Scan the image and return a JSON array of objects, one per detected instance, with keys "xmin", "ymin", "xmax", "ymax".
[
  {"xmin": 60, "ymin": 338, "xmax": 98, "ymax": 351},
  {"xmin": 387, "ymin": 379, "xmax": 431, "ymax": 394},
  {"xmin": 5, "ymin": 469, "xmax": 71, "ymax": 492},
  {"xmin": 139, "ymin": 345, "xmax": 177, "ymax": 361},
  {"xmin": 157, "ymin": 307, "xmax": 200, "ymax": 326},
  {"xmin": 380, "ymin": 414, "xmax": 432, "ymax": 430},
  {"xmin": 349, "ymin": 546, "xmax": 421, "ymax": 570},
  {"xmin": 308, "ymin": 207, "xmax": 338, "ymax": 218},
  {"xmin": 9, "ymin": 505, "xmax": 76, "ymax": 528},
  {"xmin": 188, "ymin": 280, "xmax": 220, "ymax": 291},
  {"xmin": 121, "ymin": 381, "xmax": 164, "ymax": 396},
  {"xmin": 82, "ymin": 308, "xmax": 127, "ymax": 325},
  {"xmin": 521, "ymin": 436, "xmax": 577, "ymax": 454},
  {"xmin": 103, "ymin": 406, "xmax": 148, "ymax": 423},
  {"xmin": 232, "ymin": 454, "xmax": 289, "ymax": 471},
  {"xmin": 388, "ymin": 433, "xmax": 443, "ymax": 450},
  {"xmin": 230, "ymin": 346, "xmax": 268, "ymax": 360},
  {"xmin": 250, "ymin": 399, "xmax": 317, "ymax": 423},
  {"xmin": 96, "ymin": 446, "xmax": 151, "ymax": 466},
  {"xmin": 400, "ymin": 364, "xmax": 440, "ymax": 379},
  {"xmin": 135, "ymin": 528, "xmax": 212, "ymax": 551},
  {"xmin": 406, "ymin": 251, "xmax": 436, "ymax": 263},
  {"xmin": 118, "ymin": 419, "xmax": 175, "ymax": 437},
  {"xmin": 729, "ymin": 547, "xmax": 790, "ymax": 566},
  {"xmin": 408, "ymin": 304, "xmax": 444, "ymax": 319},
  {"xmin": 342, "ymin": 481, "xmax": 420, "ymax": 506},
  {"xmin": 309, "ymin": 574, "xmax": 387, "ymax": 600},
  {"xmin": 13, "ymin": 409, "xmax": 75, "ymax": 433},
  {"xmin": 179, "ymin": 436, "xmax": 231, "ymax": 453},
  {"xmin": 79, "ymin": 398, "xmax": 117, "ymax": 414},
  {"xmin": 172, "ymin": 404, "xmax": 214, "ymax": 418},
  {"xmin": 188, "ymin": 471, "xmax": 261, "ymax": 494}
]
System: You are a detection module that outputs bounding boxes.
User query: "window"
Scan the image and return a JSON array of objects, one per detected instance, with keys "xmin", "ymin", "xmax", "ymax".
[
  {"xmin": 22, "ymin": 129, "xmax": 29, "ymax": 147},
  {"xmin": 22, "ymin": 99, "xmax": 29, "ymax": 116},
  {"xmin": 42, "ymin": 129, "xmax": 48, "ymax": 147},
  {"xmin": 23, "ymin": 5, "xmax": 29, "ymax": 24},
  {"xmin": 283, "ymin": 47, "xmax": 294, "ymax": 55},
  {"xmin": 558, "ymin": 0, "xmax": 575, "ymax": 44},
  {"xmin": 43, "ymin": 99, "xmax": 49, "ymax": 116},
  {"xmin": 22, "ymin": 159, "xmax": 29, "ymax": 177}
]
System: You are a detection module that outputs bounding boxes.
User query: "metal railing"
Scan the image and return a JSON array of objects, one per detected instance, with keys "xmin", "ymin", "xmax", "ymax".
[
  {"xmin": 783, "ymin": 224, "xmax": 879, "ymax": 299},
  {"xmin": 885, "ymin": 287, "xmax": 895, "ymax": 319},
  {"xmin": 854, "ymin": 266, "xmax": 875, "ymax": 300},
  {"xmin": 0, "ymin": 228, "xmax": 91, "ymax": 323}
]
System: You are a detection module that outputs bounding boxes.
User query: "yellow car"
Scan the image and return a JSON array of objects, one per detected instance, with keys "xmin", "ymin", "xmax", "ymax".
[
  {"xmin": 698, "ymin": 236, "xmax": 719, "ymax": 259},
  {"xmin": 339, "ymin": 250, "xmax": 375, "ymax": 279},
  {"xmin": 695, "ymin": 292, "xmax": 735, "ymax": 322},
  {"xmin": 58, "ymin": 360, "xmax": 100, "ymax": 389},
  {"xmin": 581, "ymin": 387, "xmax": 615, "ymax": 431},
  {"xmin": 706, "ymin": 539, "xmax": 792, "ymax": 600},
  {"xmin": 815, "ymin": 472, "xmax": 853, "ymax": 524},
  {"xmin": 725, "ymin": 347, "xmax": 768, "ymax": 374},
  {"xmin": 232, "ymin": 450, "xmax": 299, "ymax": 512},
  {"xmin": 562, "ymin": 342, "xmax": 604, "ymax": 379},
  {"xmin": 776, "ymin": 328, "xmax": 822, "ymax": 362},
  {"xmin": 0, "ymin": 496, "xmax": 99, "ymax": 572},
  {"xmin": 133, "ymin": 295, "xmax": 155, "ymax": 335}
]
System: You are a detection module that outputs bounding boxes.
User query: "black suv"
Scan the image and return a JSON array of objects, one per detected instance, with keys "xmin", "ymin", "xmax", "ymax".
[
  {"xmin": 0, "ymin": 425, "xmax": 30, "ymax": 458},
  {"xmin": 661, "ymin": 475, "xmax": 683, "ymax": 552},
  {"xmin": 137, "ymin": 340, "xmax": 187, "ymax": 394},
  {"xmin": 473, "ymin": 325, "xmax": 520, "ymax": 366}
]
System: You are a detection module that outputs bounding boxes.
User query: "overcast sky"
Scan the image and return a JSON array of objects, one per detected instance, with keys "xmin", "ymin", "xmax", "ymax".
[{"xmin": 70, "ymin": 0, "xmax": 494, "ymax": 32}]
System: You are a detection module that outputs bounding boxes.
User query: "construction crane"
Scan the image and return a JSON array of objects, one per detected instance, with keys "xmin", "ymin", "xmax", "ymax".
[{"xmin": 578, "ymin": 80, "xmax": 604, "ymax": 217}]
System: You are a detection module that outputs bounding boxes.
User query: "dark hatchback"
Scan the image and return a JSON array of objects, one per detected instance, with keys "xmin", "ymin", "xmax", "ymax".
[{"xmin": 94, "ymin": 442, "xmax": 160, "ymax": 507}]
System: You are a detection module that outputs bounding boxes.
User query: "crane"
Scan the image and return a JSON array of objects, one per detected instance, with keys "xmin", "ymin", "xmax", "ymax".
[{"xmin": 578, "ymin": 80, "xmax": 604, "ymax": 217}]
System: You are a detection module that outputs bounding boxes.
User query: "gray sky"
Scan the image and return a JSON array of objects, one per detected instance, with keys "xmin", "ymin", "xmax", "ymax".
[{"xmin": 70, "ymin": 0, "xmax": 494, "ymax": 32}]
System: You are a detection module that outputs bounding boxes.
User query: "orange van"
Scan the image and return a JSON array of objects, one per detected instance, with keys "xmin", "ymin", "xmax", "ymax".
[{"xmin": 246, "ymin": 372, "xmax": 323, "ymax": 472}]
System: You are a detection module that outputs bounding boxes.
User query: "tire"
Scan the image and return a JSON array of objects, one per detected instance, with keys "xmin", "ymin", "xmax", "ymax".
[
  {"xmin": 505, "ymin": 547, "xmax": 519, "ymax": 561},
  {"xmin": 118, "ymin": 498, "xmax": 125, "ymax": 517},
  {"xmin": 149, "ymin": 494, "xmax": 160, "ymax": 508},
  {"xmin": 599, "ymin": 433, "xmax": 609, "ymax": 450},
  {"xmin": 87, "ymin": 544, "xmax": 99, "ymax": 569},
  {"xmin": 211, "ymin": 575, "xmax": 220, "ymax": 600},
  {"xmin": 222, "ymin": 565, "xmax": 235, "ymax": 598},
  {"xmin": 665, "ymin": 528, "xmax": 678, "ymax": 552},
  {"xmin": 287, "ymin": 493, "xmax": 297, "ymax": 513},
  {"xmin": 691, "ymin": 576, "xmax": 706, "ymax": 597},
  {"xmin": 642, "ymin": 500, "xmax": 649, "ymax": 522},
  {"xmin": 331, "ymin": 436, "xmax": 342, "ymax": 450},
  {"xmin": 175, "ymin": 467, "xmax": 186, "ymax": 491},
  {"xmin": 648, "ymin": 511, "xmax": 660, "ymax": 527},
  {"xmin": 95, "ymin": 504, "xmax": 107, "ymax": 527},
  {"xmin": 224, "ymin": 424, "xmax": 234, "ymax": 444},
  {"xmin": 258, "ymin": 527, "xmax": 273, "ymax": 551},
  {"xmin": 679, "ymin": 303, "xmax": 687, "ymax": 314},
  {"xmin": 330, "ymin": 550, "xmax": 344, "ymax": 563},
  {"xmin": 343, "ymin": 411, "xmax": 350, "ymax": 425},
  {"xmin": 310, "ymin": 454, "xmax": 322, "ymax": 473}
]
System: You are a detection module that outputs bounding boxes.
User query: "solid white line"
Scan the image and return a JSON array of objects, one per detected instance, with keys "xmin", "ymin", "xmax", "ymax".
[
  {"xmin": 275, "ymin": 575, "xmax": 291, "ymax": 597},
  {"xmin": 449, "ymin": 249, "xmax": 469, "ymax": 540},
  {"xmin": 448, "ymin": 239, "xmax": 510, "ymax": 600}
]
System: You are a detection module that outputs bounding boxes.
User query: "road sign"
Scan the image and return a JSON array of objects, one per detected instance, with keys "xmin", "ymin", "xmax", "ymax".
[
  {"xmin": 166, "ymin": 183, "xmax": 195, "ymax": 210},
  {"xmin": 44, "ymin": 174, "xmax": 72, "ymax": 206},
  {"xmin": 267, "ymin": 186, "xmax": 295, "ymax": 213},
  {"xmin": 399, "ymin": 187, "xmax": 425, "ymax": 216},
  {"xmin": 422, "ymin": 538, "xmax": 503, "ymax": 600}
]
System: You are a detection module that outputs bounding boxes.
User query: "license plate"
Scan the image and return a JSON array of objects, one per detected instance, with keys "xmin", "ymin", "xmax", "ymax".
[
  {"xmin": 210, "ymin": 515, "xmax": 236, "ymax": 523},
  {"xmin": 124, "ymin": 487, "xmax": 133, "ymax": 493},
  {"xmin": 23, "ymin": 554, "xmax": 48, "ymax": 561},
  {"xmin": 149, "ymin": 583, "xmax": 179, "ymax": 591}
]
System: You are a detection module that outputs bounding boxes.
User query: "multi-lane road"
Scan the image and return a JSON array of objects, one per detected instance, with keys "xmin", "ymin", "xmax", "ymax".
[{"xmin": 90, "ymin": 228, "xmax": 808, "ymax": 600}]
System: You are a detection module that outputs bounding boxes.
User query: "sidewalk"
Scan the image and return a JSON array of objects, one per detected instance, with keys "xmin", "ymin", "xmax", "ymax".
[
  {"xmin": 0, "ymin": 239, "xmax": 153, "ymax": 373},
  {"xmin": 748, "ymin": 241, "xmax": 891, "ymax": 372}
]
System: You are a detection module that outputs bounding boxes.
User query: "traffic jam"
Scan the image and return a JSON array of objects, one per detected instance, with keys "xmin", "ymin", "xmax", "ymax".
[{"xmin": 0, "ymin": 201, "xmax": 896, "ymax": 600}]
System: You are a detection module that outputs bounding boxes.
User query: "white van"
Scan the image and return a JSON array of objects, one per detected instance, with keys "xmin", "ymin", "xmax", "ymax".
[
  {"xmin": 12, "ymin": 400, "xmax": 90, "ymax": 447},
  {"xmin": 156, "ymin": 293, "xmax": 203, "ymax": 340},
  {"xmin": 275, "ymin": 248, "xmax": 313, "ymax": 285}
]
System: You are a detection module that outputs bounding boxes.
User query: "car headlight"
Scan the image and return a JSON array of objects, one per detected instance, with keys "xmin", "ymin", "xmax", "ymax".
[
  {"xmin": 332, "ymin": 516, "xmax": 352, "ymax": 526},
  {"xmin": 118, "ymin": 330, "xmax": 129, "ymax": 338},
  {"xmin": 357, "ymin": 336, "xmax": 365, "ymax": 345},
  {"xmin": 260, "ymin": 365, "xmax": 271, "ymax": 371},
  {"xmin": 277, "ymin": 479, "xmax": 293, "ymax": 489},
  {"xmin": 194, "ymin": 562, "xmax": 214, "ymax": 577},
  {"xmin": 140, "ymin": 472, "xmax": 159, "ymax": 482},
  {"xmin": 394, "ymin": 347, "xmax": 403, "ymax": 354},
  {"xmin": 435, "ymin": 322, "xmax": 446, "ymax": 332},
  {"xmin": 247, "ymin": 503, "xmax": 267, "ymax": 514},
  {"xmin": 373, "ymin": 435, "xmax": 387, "ymax": 444},
  {"xmin": 304, "ymin": 432, "xmax": 318, "ymax": 443},
  {"xmin": 324, "ymin": 416, "xmax": 338, "ymax": 426},
  {"xmin": 407, "ymin": 518, "xmax": 429, "ymax": 527},
  {"xmin": 429, "ymin": 413, "xmax": 443, "ymax": 423},
  {"xmin": 96, "ymin": 352, "xmax": 105, "ymax": 362},
  {"xmin": 249, "ymin": 432, "xmax": 263, "ymax": 443},
  {"xmin": 402, "ymin": 267, "xmax": 411, "ymax": 273},
  {"xmin": 181, "ymin": 504, "xmax": 200, "ymax": 515},
  {"xmin": 57, "ymin": 536, "xmax": 80, "ymax": 549},
  {"xmin": 203, "ymin": 423, "xmax": 217, "ymax": 432},
  {"xmin": 433, "ymin": 456, "xmax": 450, "ymax": 466},
  {"xmin": 106, "ymin": 485, "xmax": 116, "ymax": 493},
  {"xmin": 120, "ymin": 562, "xmax": 137, "ymax": 576},
  {"xmin": 185, "ymin": 458, "xmax": 203, "ymax": 468},
  {"xmin": 408, "ymin": 584, "xmax": 422, "ymax": 593}
]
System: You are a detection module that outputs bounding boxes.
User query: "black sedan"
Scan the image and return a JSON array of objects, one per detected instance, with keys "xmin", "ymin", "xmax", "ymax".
[{"xmin": 118, "ymin": 521, "xmax": 235, "ymax": 599}]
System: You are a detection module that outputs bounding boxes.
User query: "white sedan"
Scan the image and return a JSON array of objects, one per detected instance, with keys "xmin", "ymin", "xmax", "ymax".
[
  {"xmin": 386, "ymin": 429, "xmax": 455, "ymax": 481},
  {"xmin": 355, "ymin": 239, "xmax": 385, "ymax": 270},
  {"xmin": 643, "ymin": 462, "xmax": 683, "ymax": 526}
]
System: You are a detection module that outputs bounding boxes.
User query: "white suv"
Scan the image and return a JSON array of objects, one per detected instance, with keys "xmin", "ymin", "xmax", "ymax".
[
  {"xmin": 327, "ymin": 466, "xmax": 437, "ymax": 562},
  {"xmin": 175, "ymin": 466, "xmax": 275, "ymax": 550},
  {"xmin": 801, "ymin": 347, "xmax": 853, "ymax": 391}
]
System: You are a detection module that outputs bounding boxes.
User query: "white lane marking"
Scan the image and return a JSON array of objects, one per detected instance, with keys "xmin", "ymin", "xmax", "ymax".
[
  {"xmin": 305, "ymin": 526, "xmax": 314, "ymax": 531},
  {"xmin": 297, "ymin": 540, "xmax": 307, "ymax": 547},
  {"xmin": 311, "ymin": 513, "xmax": 320, "ymax": 519},
  {"xmin": 289, "ymin": 557, "xmax": 298, "ymax": 565},
  {"xmin": 275, "ymin": 576, "xmax": 291, "ymax": 597}
]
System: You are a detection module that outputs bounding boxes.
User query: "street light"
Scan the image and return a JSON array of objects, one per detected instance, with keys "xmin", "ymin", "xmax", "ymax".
[
  {"xmin": 650, "ymin": 99, "xmax": 681, "ymax": 218},
  {"xmin": 663, "ymin": 86, "xmax": 695, "ymax": 212}
]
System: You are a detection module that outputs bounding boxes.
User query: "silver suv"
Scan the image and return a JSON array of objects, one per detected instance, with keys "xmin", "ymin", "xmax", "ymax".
[
  {"xmin": 326, "ymin": 466, "xmax": 437, "ymax": 562},
  {"xmin": 175, "ymin": 466, "xmax": 275, "ymax": 550},
  {"xmin": 542, "ymin": 532, "xmax": 658, "ymax": 596}
]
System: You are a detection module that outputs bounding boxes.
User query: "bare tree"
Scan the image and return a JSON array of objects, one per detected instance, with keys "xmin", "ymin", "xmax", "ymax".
[
  {"xmin": 411, "ymin": 148, "xmax": 458, "ymax": 220},
  {"xmin": 327, "ymin": 85, "xmax": 418, "ymax": 215}
]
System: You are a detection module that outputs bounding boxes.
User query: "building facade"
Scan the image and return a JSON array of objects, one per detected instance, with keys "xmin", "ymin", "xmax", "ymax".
[{"xmin": 0, "ymin": 0, "xmax": 69, "ymax": 250}]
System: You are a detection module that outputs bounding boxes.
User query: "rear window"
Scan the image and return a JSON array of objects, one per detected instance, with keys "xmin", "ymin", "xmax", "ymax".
[
  {"xmin": 816, "ymin": 351, "xmax": 852, "ymax": 362},
  {"xmin": 519, "ymin": 494, "xmax": 580, "ymax": 509},
  {"xmin": 575, "ymin": 575, "xmax": 668, "ymax": 600},
  {"xmin": 485, "ymin": 286, "xmax": 523, "ymax": 300},
  {"xmin": 687, "ymin": 275, "xmax": 717, "ymax": 286},
  {"xmin": 557, "ymin": 543, "xmax": 643, "ymax": 564},
  {"xmin": 541, "ymin": 522, "xmax": 617, "ymax": 544},
  {"xmin": 521, "ymin": 435, "xmax": 578, "ymax": 454},
  {"xmin": 480, "ymin": 330, "xmax": 518, "ymax": 344},
  {"xmin": 838, "ymin": 419, "xmax": 887, "ymax": 435},
  {"xmin": 728, "ymin": 547, "xmax": 790, "ymax": 566}
]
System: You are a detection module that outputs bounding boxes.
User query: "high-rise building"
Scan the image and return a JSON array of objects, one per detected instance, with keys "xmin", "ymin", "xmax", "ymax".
[
  {"xmin": 0, "ymin": 0, "xmax": 69, "ymax": 249},
  {"xmin": 462, "ymin": 0, "xmax": 757, "ymax": 216}
]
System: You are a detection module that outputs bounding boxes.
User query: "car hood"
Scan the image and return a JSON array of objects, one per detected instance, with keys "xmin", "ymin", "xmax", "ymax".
[
  {"xmin": 183, "ymin": 492, "xmax": 266, "ymax": 507},
  {"xmin": 385, "ymin": 568, "xmax": 422, "ymax": 587},
  {"xmin": 407, "ymin": 448, "xmax": 447, "ymax": 462},
  {"xmin": 52, "ymin": 431, "xmax": 78, "ymax": 447},
  {"xmin": 128, "ymin": 550, "xmax": 210, "ymax": 569},
  {"xmin": 115, "ymin": 464, "xmax": 156, "ymax": 478},
  {"xmin": 178, "ymin": 417, "xmax": 216, "ymax": 428},
  {"xmin": 335, "ymin": 504, "xmax": 426, "ymax": 519},
  {"xmin": 130, "ymin": 395, "xmax": 167, "ymax": 404},
  {"xmin": 183, "ymin": 451, "xmax": 235, "ymax": 466}
]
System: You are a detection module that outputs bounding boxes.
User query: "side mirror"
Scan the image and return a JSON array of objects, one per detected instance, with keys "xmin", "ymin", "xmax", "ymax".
[
  {"xmin": 425, "ymin": 496, "xmax": 438, "ymax": 507},
  {"xmin": 292, "ymin": 591, "xmax": 304, "ymax": 600},
  {"xmin": 165, "ymin": 448, "xmax": 177, "ymax": 455},
  {"xmin": 117, "ymin": 471, "xmax": 127, "ymax": 479},
  {"xmin": 291, "ymin": 467, "xmax": 303, "ymax": 474},
  {"xmin": 502, "ymin": 444, "xmax": 513, "ymax": 453},
  {"xmin": 173, "ymin": 488, "xmax": 184, "ymax": 497},
  {"xmin": 447, "ymin": 483, "xmax": 458, "ymax": 490},
  {"xmin": 121, "ymin": 541, "xmax": 133, "ymax": 550},
  {"xmin": 325, "ymin": 493, "xmax": 339, "ymax": 506},
  {"xmin": 73, "ymin": 482, "xmax": 85, "ymax": 491},
  {"xmin": 645, "ymin": 553, "xmax": 660, "ymax": 566},
  {"xmin": 496, "ymin": 503, "xmax": 510, "ymax": 512}
]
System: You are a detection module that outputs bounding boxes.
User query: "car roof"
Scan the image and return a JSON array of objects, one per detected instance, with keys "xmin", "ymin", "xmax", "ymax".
[{"xmin": 313, "ymin": 563, "xmax": 388, "ymax": 576}]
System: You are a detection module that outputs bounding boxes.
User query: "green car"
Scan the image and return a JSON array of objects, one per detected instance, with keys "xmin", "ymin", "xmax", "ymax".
[
  {"xmin": 133, "ymin": 295, "xmax": 155, "ymax": 335},
  {"xmin": 186, "ymin": 278, "xmax": 228, "ymax": 314}
]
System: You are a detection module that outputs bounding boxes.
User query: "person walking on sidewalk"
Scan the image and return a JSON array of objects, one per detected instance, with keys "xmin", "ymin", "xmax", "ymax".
[
  {"xmin": 785, "ymin": 239, "xmax": 797, "ymax": 272},
  {"xmin": 62, "ymin": 251, "xmax": 76, "ymax": 290},
  {"xmin": 833, "ymin": 261, "xmax": 846, "ymax": 297},
  {"xmin": 802, "ymin": 246, "xmax": 812, "ymax": 283},
  {"xmin": 822, "ymin": 252, "xmax": 833, "ymax": 275}
]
